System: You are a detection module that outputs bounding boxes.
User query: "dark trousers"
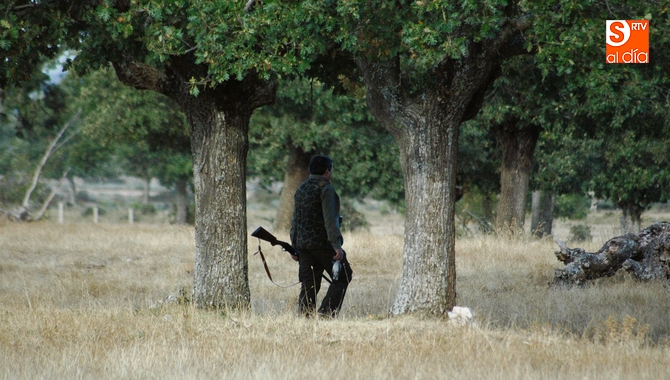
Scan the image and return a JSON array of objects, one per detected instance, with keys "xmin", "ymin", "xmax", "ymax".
[{"xmin": 298, "ymin": 248, "xmax": 352, "ymax": 317}]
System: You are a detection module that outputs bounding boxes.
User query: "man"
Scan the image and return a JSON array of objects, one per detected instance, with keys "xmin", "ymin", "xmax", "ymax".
[{"xmin": 290, "ymin": 155, "xmax": 352, "ymax": 317}]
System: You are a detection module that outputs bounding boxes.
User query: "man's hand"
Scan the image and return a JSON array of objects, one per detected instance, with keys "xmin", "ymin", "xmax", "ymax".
[
  {"xmin": 333, "ymin": 248, "xmax": 344, "ymax": 261},
  {"xmin": 290, "ymin": 254, "xmax": 299, "ymax": 262}
]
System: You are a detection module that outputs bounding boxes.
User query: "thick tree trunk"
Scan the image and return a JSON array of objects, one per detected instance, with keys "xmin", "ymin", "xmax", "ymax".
[
  {"xmin": 620, "ymin": 202, "xmax": 643, "ymax": 234},
  {"xmin": 356, "ymin": 34, "xmax": 520, "ymax": 314},
  {"xmin": 113, "ymin": 58, "xmax": 275, "ymax": 310},
  {"xmin": 274, "ymin": 143, "xmax": 311, "ymax": 232},
  {"xmin": 530, "ymin": 190, "xmax": 555, "ymax": 237},
  {"xmin": 175, "ymin": 179, "xmax": 188, "ymax": 225},
  {"xmin": 189, "ymin": 107, "xmax": 252, "ymax": 308},
  {"xmin": 553, "ymin": 222, "xmax": 670, "ymax": 286},
  {"xmin": 390, "ymin": 105, "xmax": 459, "ymax": 316},
  {"xmin": 495, "ymin": 122, "xmax": 540, "ymax": 231}
]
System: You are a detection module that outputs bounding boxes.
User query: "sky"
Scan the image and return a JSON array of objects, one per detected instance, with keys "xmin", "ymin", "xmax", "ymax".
[{"xmin": 45, "ymin": 53, "xmax": 72, "ymax": 84}]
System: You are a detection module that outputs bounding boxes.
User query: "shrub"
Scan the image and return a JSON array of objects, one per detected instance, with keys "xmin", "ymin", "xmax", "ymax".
[
  {"xmin": 81, "ymin": 207, "xmax": 106, "ymax": 217},
  {"xmin": 139, "ymin": 204, "xmax": 156, "ymax": 215},
  {"xmin": 555, "ymin": 193, "xmax": 591, "ymax": 220},
  {"xmin": 75, "ymin": 191, "xmax": 92, "ymax": 202},
  {"xmin": 570, "ymin": 224, "xmax": 592, "ymax": 242},
  {"xmin": 340, "ymin": 200, "xmax": 369, "ymax": 232}
]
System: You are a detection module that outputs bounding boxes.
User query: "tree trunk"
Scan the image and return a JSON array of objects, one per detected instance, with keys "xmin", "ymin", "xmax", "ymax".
[
  {"xmin": 33, "ymin": 168, "xmax": 70, "ymax": 221},
  {"xmin": 67, "ymin": 175, "xmax": 78, "ymax": 206},
  {"xmin": 175, "ymin": 179, "xmax": 188, "ymax": 225},
  {"xmin": 274, "ymin": 143, "xmax": 312, "ymax": 232},
  {"xmin": 113, "ymin": 58, "xmax": 275, "ymax": 310},
  {"xmin": 482, "ymin": 192, "xmax": 495, "ymax": 223},
  {"xmin": 142, "ymin": 177, "xmax": 151, "ymax": 205},
  {"xmin": 390, "ymin": 106, "xmax": 459, "ymax": 316},
  {"xmin": 530, "ymin": 190, "xmax": 555, "ymax": 237},
  {"xmin": 553, "ymin": 222, "xmax": 670, "ymax": 286},
  {"xmin": 495, "ymin": 122, "xmax": 541, "ymax": 231},
  {"xmin": 620, "ymin": 202, "xmax": 643, "ymax": 234},
  {"xmin": 356, "ymin": 36, "xmax": 518, "ymax": 314},
  {"xmin": 189, "ymin": 108, "xmax": 251, "ymax": 308}
]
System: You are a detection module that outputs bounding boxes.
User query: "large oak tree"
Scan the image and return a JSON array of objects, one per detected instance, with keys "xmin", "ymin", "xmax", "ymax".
[
  {"xmin": 304, "ymin": 1, "xmax": 531, "ymax": 315},
  {"xmin": 1, "ymin": 1, "xmax": 313, "ymax": 309}
]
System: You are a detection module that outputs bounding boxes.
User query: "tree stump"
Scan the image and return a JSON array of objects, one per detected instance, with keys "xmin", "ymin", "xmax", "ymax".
[{"xmin": 552, "ymin": 222, "xmax": 670, "ymax": 286}]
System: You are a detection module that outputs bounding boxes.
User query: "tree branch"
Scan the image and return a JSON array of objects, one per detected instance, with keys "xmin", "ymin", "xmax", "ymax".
[
  {"xmin": 21, "ymin": 109, "xmax": 81, "ymax": 212},
  {"xmin": 32, "ymin": 167, "xmax": 71, "ymax": 222}
]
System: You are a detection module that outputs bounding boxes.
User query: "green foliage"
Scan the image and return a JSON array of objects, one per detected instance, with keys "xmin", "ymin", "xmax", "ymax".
[
  {"xmin": 569, "ymin": 224, "xmax": 592, "ymax": 242},
  {"xmin": 591, "ymin": 130, "xmax": 670, "ymax": 210},
  {"xmin": 139, "ymin": 203, "xmax": 157, "ymax": 215},
  {"xmin": 330, "ymin": 0, "xmax": 521, "ymax": 89},
  {"xmin": 555, "ymin": 193, "xmax": 590, "ymax": 220},
  {"xmin": 0, "ymin": 106, "xmax": 30, "ymax": 176},
  {"xmin": 67, "ymin": 68, "xmax": 192, "ymax": 186},
  {"xmin": 248, "ymin": 78, "xmax": 404, "ymax": 205},
  {"xmin": 0, "ymin": 173, "xmax": 36, "ymax": 205},
  {"xmin": 0, "ymin": 61, "xmax": 84, "ymax": 212},
  {"xmin": 484, "ymin": 1, "xmax": 670, "ymax": 222},
  {"xmin": 459, "ymin": 118, "xmax": 500, "ymax": 197},
  {"xmin": 0, "ymin": 1, "xmax": 65, "ymax": 86},
  {"xmin": 340, "ymin": 199, "xmax": 369, "ymax": 232},
  {"xmin": 81, "ymin": 206, "xmax": 106, "ymax": 217},
  {"xmin": 532, "ymin": 129, "xmax": 602, "ymax": 195},
  {"xmin": 75, "ymin": 191, "xmax": 93, "ymax": 203}
]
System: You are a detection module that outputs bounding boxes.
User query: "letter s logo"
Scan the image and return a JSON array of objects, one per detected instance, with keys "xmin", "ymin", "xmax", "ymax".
[{"xmin": 606, "ymin": 20, "xmax": 630, "ymax": 47}]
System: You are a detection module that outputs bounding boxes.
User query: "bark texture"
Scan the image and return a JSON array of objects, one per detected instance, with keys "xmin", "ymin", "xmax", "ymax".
[
  {"xmin": 495, "ymin": 122, "xmax": 540, "ymax": 231},
  {"xmin": 553, "ymin": 222, "xmax": 670, "ymax": 286},
  {"xmin": 274, "ymin": 143, "xmax": 311, "ymax": 232},
  {"xmin": 530, "ymin": 190, "xmax": 555, "ymax": 237},
  {"xmin": 357, "ymin": 19, "xmax": 528, "ymax": 315},
  {"xmin": 113, "ymin": 56, "xmax": 275, "ymax": 309}
]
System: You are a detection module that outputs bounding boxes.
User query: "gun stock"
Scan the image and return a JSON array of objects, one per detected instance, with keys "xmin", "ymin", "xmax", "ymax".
[{"xmin": 251, "ymin": 226, "xmax": 298, "ymax": 256}]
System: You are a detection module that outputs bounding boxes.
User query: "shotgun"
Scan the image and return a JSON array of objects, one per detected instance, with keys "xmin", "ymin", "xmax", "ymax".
[
  {"xmin": 251, "ymin": 226, "xmax": 335, "ymax": 285},
  {"xmin": 251, "ymin": 226, "xmax": 298, "ymax": 256}
]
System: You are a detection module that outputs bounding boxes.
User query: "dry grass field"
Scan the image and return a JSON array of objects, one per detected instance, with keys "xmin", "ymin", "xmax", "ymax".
[{"xmin": 1, "ymin": 208, "xmax": 669, "ymax": 379}]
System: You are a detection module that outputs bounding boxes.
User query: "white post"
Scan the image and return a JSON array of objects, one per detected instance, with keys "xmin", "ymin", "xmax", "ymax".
[
  {"xmin": 128, "ymin": 208, "xmax": 134, "ymax": 224},
  {"xmin": 58, "ymin": 202, "xmax": 64, "ymax": 224},
  {"xmin": 93, "ymin": 206, "xmax": 99, "ymax": 224}
]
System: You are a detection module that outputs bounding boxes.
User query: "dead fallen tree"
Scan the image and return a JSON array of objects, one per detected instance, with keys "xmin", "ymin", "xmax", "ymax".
[{"xmin": 553, "ymin": 222, "xmax": 670, "ymax": 286}]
